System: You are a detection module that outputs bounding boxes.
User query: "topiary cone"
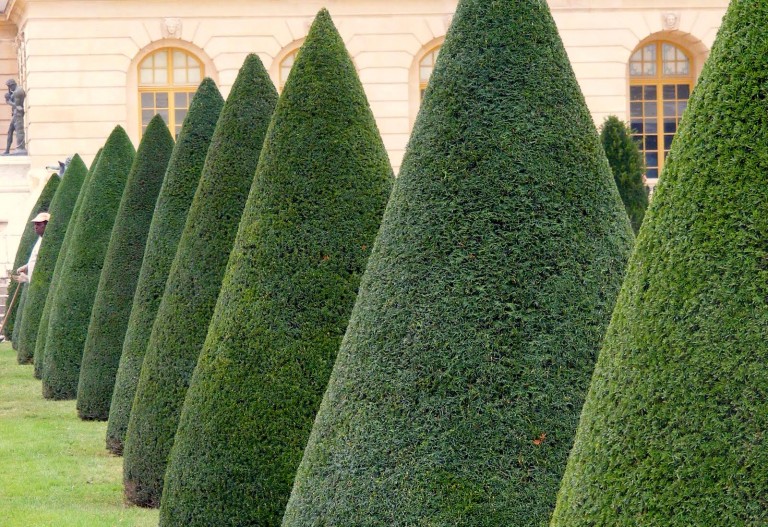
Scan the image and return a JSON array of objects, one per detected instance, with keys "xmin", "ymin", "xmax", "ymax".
[
  {"xmin": 16, "ymin": 156, "xmax": 88, "ymax": 364},
  {"xmin": 33, "ymin": 151, "xmax": 102, "ymax": 380},
  {"xmin": 551, "ymin": 2, "xmax": 768, "ymax": 524},
  {"xmin": 4, "ymin": 174, "xmax": 60, "ymax": 342},
  {"xmin": 282, "ymin": 1, "xmax": 633, "ymax": 525},
  {"xmin": 123, "ymin": 54, "xmax": 277, "ymax": 508},
  {"xmin": 106, "ymin": 78, "xmax": 224, "ymax": 455},
  {"xmin": 42, "ymin": 127, "xmax": 135, "ymax": 400},
  {"xmin": 158, "ymin": 13, "xmax": 393, "ymax": 526},
  {"xmin": 600, "ymin": 115, "xmax": 648, "ymax": 234},
  {"xmin": 76, "ymin": 116, "xmax": 174, "ymax": 421}
]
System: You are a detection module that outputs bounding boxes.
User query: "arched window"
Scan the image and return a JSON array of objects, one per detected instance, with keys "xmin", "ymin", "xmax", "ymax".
[
  {"xmin": 279, "ymin": 50, "xmax": 299, "ymax": 91},
  {"xmin": 419, "ymin": 46, "xmax": 440, "ymax": 100},
  {"xmin": 629, "ymin": 41, "xmax": 694, "ymax": 180},
  {"xmin": 138, "ymin": 48, "xmax": 203, "ymax": 137}
]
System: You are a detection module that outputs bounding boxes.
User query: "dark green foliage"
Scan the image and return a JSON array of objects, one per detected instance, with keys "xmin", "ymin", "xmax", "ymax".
[
  {"xmin": 282, "ymin": 2, "xmax": 633, "ymax": 525},
  {"xmin": 3, "ymin": 175, "xmax": 60, "ymax": 341},
  {"xmin": 11, "ymin": 285, "xmax": 27, "ymax": 348},
  {"xmin": 158, "ymin": 16, "xmax": 393, "ymax": 526},
  {"xmin": 33, "ymin": 150, "xmax": 102, "ymax": 380},
  {"xmin": 600, "ymin": 115, "xmax": 648, "ymax": 234},
  {"xmin": 42, "ymin": 127, "xmax": 135, "ymax": 400},
  {"xmin": 123, "ymin": 54, "xmax": 277, "ymax": 508},
  {"xmin": 106, "ymin": 79, "xmax": 224, "ymax": 454},
  {"xmin": 551, "ymin": 3, "xmax": 768, "ymax": 525},
  {"xmin": 76, "ymin": 117, "xmax": 174, "ymax": 421},
  {"xmin": 16, "ymin": 156, "xmax": 88, "ymax": 364}
]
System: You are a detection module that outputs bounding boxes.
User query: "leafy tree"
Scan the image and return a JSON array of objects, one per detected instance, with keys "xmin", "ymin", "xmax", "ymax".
[
  {"xmin": 106, "ymin": 78, "xmax": 224, "ymax": 454},
  {"xmin": 123, "ymin": 54, "xmax": 277, "ymax": 507},
  {"xmin": 158, "ymin": 13, "xmax": 393, "ymax": 526},
  {"xmin": 76, "ymin": 116, "xmax": 174, "ymax": 421},
  {"xmin": 15, "ymin": 156, "xmax": 88, "ymax": 364},
  {"xmin": 600, "ymin": 115, "xmax": 648, "ymax": 234},
  {"xmin": 282, "ymin": 1, "xmax": 633, "ymax": 525},
  {"xmin": 3, "ymin": 175, "xmax": 60, "ymax": 341},
  {"xmin": 42, "ymin": 127, "xmax": 135, "ymax": 400},
  {"xmin": 552, "ymin": 2, "xmax": 768, "ymax": 525},
  {"xmin": 33, "ymin": 151, "xmax": 102, "ymax": 380}
]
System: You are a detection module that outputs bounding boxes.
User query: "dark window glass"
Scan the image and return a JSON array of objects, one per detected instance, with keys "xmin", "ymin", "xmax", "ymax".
[{"xmin": 630, "ymin": 85, "xmax": 643, "ymax": 101}]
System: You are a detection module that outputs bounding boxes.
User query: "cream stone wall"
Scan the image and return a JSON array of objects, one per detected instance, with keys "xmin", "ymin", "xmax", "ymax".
[{"xmin": 0, "ymin": 0, "xmax": 729, "ymax": 274}]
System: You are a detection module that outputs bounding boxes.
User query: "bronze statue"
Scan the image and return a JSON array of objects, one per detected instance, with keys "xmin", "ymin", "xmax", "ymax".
[{"xmin": 4, "ymin": 78, "xmax": 26, "ymax": 155}]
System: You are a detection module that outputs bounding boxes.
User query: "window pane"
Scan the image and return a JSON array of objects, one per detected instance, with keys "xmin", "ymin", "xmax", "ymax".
[
  {"xmin": 643, "ymin": 62, "xmax": 656, "ymax": 76},
  {"xmin": 630, "ymin": 85, "xmax": 642, "ymax": 101},
  {"xmin": 646, "ymin": 152, "xmax": 658, "ymax": 168},
  {"xmin": 630, "ymin": 120, "xmax": 643, "ymax": 134},
  {"xmin": 664, "ymin": 119, "xmax": 677, "ymax": 133},
  {"xmin": 173, "ymin": 50, "xmax": 186, "ymax": 67},
  {"xmin": 645, "ymin": 135, "xmax": 658, "ymax": 150},
  {"xmin": 156, "ymin": 92, "xmax": 169, "ymax": 108},
  {"xmin": 174, "ymin": 92, "xmax": 188, "ymax": 107},
  {"xmin": 630, "ymin": 102, "xmax": 642, "ymax": 117},
  {"xmin": 662, "ymin": 84, "xmax": 676, "ymax": 99},
  {"xmin": 643, "ymin": 44, "xmax": 656, "ymax": 61},
  {"xmin": 157, "ymin": 109, "xmax": 169, "ymax": 123},
  {"xmin": 188, "ymin": 66, "xmax": 201, "ymax": 83},
  {"xmin": 155, "ymin": 69, "xmax": 168, "ymax": 84},
  {"xmin": 677, "ymin": 101, "xmax": 688, "ymax": 115},
  {"xmin": 154, "ymin": 50, "xmax": 167, "ymax": 68},
  {"xmin": 644, "ymin": 102, "xmax": 657, "ymax": 117},
  {"xmin": 663, "ymin": 101, "xmax": 676, "ymax": 116},
  {"xmin": 142, "ymin": 110, "xmax": 154, "ymax": 126},
  {"xmin": 174, "ymin": 68, "xmax": 186, "ymax": 84},
  {"xmin": 645, "ymin": 119, "xmax": 657, "ymax": 133},
  {"xmin": 630, "ymin": 50, "xmax": 642, "ymax": 62},
  {"xmin": 677, "ymin": 62, "xmax": 689, "ymax": 75},
  {"xmin": 663, "ymin": 44, "xmax": 676, "ymax": 61},
  {"xmin": 643, "ymin": 85, "xmax": 657, "ymax": 100},
  {"xmin": 140, "ymin": 68, "xmax": 154, "ymax": 84},
  {"xmin": 175, "ymin": 108, "xmax": 187, "ymax": 126},
  {"xmin": 677, "ymin": 84, "xmax": 690, "ymax": 99},
  {"xmin": 629, "ymin": 62, "xmax": 642, "ymax": 76},
  {"xmin": 664, "ymin": 135, "xmax": 674, "ymax": 149},
  {"xmin": 646, "ymin": 168, "xmax": 659, "ymax": 179},
  {"xmin": 141, "ymin": 92, "xmax": 154, "ymax": 107}
]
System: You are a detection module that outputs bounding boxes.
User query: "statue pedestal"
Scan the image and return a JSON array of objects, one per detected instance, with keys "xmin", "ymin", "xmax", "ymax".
[{"xmin": 0, "ymin": 155, "xmax": 33, "ymax": 275}]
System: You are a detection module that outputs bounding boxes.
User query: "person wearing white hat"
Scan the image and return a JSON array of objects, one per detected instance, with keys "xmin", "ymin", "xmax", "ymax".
[{"xmin": 14, "ymin": 212, "xmax": 50, "ymax": 283}]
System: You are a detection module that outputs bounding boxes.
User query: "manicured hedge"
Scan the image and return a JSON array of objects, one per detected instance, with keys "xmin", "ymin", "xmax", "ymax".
[
  {"xmin": 33, "ymin": 150, "xmax": 102, "ymax": 380},
  {"xmin": 282, "ymin": 1, "xmax": 633, "ymax": 525},
  {"xmin": 551, "ymin": 2, "xmax": 768, "ymax": 525},
  {"xmin": 106, "ymin": 78, "xmax": 224, "ymax": 454},
  {"xmin": 123, "ymin": 54, "xmax": 277, "ymax": 508},
  {"xmin": 76, "ymin": 116, "xmax": 174, "ymax": 421},
  {"xmin": 3, "ymin": 174, "xmax": 60, "ymax": 341},
  {"xmin": 158, "ymin": 14, "xmax": 393, "ymax": 526},
  {"xmin": 600, "ymin": 115, "xmax": 648, "ymax": 234},
  {"xmin": 42, "ymin": 127, "xmax": 135, "ymax": 400},
  {"xmin": 15, "ymin": 156, "xmax": 88, "ymax": 364},
  {"xmin": 11, "ymin": 286, "xmax": 27, "ymax": 348}
]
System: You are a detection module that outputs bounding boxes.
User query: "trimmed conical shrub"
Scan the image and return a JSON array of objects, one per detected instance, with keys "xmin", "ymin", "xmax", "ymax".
[
  {"xmin": 11, "ymin": 285, "xmax": 27, "ymax": 347},
  {"xmin": 3, "ymin": 175, "xmax": 60, "ymax": 341},
  {"xmin": 158, "ymin": 14, "xmax": 393, "ymax": 525},
  {"xmin": 282, "ymin": 2, "xmax": 633, "ymax": 525},
  {"xmin": 600, "ymin": 115, "xmax": 648, "ymax": 234},
  {"xmin": 42, "ymin": 127, "xmax": 135, "ymax": 400},
  {"xmin": 123, "ymin": 54, "xmax": 277, "ymax": 508},
  {"xmin": 76, "ymin": 116, "xmax": 174, "ymax": 421},
  {"xmin": 106, "ymin": 78, "xmax": 224, "ymax": 454},
  {"xmin": 551, "ymin": 3, "xmax": 768, "ymax": 525},
  {"xmin": 15, "ymin": 156, "xmax": 88, "ymax": 364},
  {"xmin": 33, "ymin": 150, "xmax": 103, "ymax": 380}
]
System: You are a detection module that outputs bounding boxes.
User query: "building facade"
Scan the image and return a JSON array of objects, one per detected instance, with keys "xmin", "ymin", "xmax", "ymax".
[{"xmin": 0, "ymin": 0, "xmax": 729, "ymax": 272}]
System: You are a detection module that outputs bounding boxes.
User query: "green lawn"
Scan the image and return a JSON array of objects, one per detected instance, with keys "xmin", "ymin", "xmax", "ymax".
[{"xmin": 0, "ymin": 342, "xmax": 158, "ymax": 526}]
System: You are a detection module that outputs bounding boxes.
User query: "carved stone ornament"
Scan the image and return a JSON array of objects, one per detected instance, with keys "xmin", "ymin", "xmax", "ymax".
[
  {"xmin": 162, "ymin": 18, "xmax": 182, "ymax": 39},
  {"xmin": 662, "ymin": 12, "xmax": 681, "ymax": 31}
]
